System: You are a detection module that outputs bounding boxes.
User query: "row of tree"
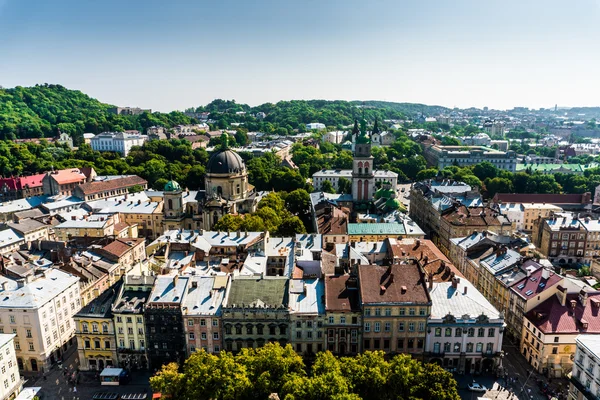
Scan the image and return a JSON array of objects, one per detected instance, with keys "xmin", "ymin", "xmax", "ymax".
[{"xmin": 149, "ymin": 343, "xmax": 460, "ymax": 400}]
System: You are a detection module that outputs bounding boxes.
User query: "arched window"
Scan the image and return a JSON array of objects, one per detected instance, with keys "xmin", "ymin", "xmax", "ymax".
[
  {"xmin": 443, "ymin": 342, "xmax": 451, "ymax": 352},
  {"xmin": 477, "ymin": 328, "xmax": 485, "ymax": 337},
  {"xmin": 236, "ymin": 184, "xmax": 241, "ymax": 194},
  {"xmin": 82, "ymin": 322, "xmax": 89, "ymax": 333},
  {"xmin": 102, "ymin": 323, "xmax": 108, "ymax": 334},
  {"xmin": 363, "ymin": 180, "xmax": 369, "ymax": 200},
  {"xmin": 466, "ymin": 343, "xmax": 474, "ymax": 352},
  {"xmin": 454, "ymin": 342, "xmax": 461, "ymax": 352},
  {"xmin": 467, "ymin": 328, "xmax": 475, "ymax": 337},
  {"xmin": 217, "ymin": 186, "xmax": 223, "ymax": 196},
  {"xmin": 364, "ymin": 162, "xmax": 369, "ymax": 174},
  {"xmin": 168, "ymin": 199, "xmax": 173, "ymax": 209},
  {"xmin": 357, "ymin": 180, "xmax": 363, "ymax": 200},
  {"xmin": 455, "ymin": 328, "xmax": 462, "ymax": 337},
  {"xmin": 444, "ymin": 328, "xmax": 452, "ymax": 337}
]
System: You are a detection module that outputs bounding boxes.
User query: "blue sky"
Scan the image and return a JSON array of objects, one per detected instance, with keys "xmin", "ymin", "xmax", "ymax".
[{"xmin": 1, "ymin": 0, "xmax": 599, "ymax": 111}]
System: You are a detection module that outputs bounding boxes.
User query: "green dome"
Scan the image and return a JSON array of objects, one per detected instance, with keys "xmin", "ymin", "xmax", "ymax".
[
  {"xmin": 375, "ymin": 188, "xmax": 395, "ymax": 200},
  {"xmin": 386, "ymin": 198, "xmax": 402, "ymax": 210},
  {"xmin": 164, "ymin": 180, "xmax": 181, "ymax": 192}
]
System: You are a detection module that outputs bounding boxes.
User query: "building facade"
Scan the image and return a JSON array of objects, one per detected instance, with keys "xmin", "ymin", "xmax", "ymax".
[
  {"xmin": 324, "ymin": 275, "xmax": 362, "ymax": 355},
  {"xmin": 91, "ymin": 132, "xmax": 148, "ymax": 157},
  {"xmin": 0, "ymin": 334, "xmax": 23, "ymax": 400},
  {"xmin": 569, "ymin": 335, "xmax": 600, "ymax": 400}
]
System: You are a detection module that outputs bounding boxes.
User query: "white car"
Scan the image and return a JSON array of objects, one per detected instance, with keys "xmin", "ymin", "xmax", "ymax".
[{"xmin": 468, "ymin": 382, "xmax": 487, "ymax": 392}]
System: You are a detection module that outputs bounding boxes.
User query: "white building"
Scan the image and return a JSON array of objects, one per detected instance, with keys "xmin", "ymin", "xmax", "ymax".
[
  {"xmin": 426, "ymin": 277, "xmax": 504, "ymax": 374},
  {"xmin": 0, "ymin": 228, "xmax": 25, "ymax": 255},
  {"xmin": 0, "ymin": 269, "xmax": 80, "ymax": 372},
  {"xmin": 90, "ymin": 132, "xmax": 148, "ymax": 157},
  {"xmin": 306, "ymin": 123, "xmax": 326, "ymax": 131},
  {"xmin": 289, "ymin": 278, "xmax": 325, "ymax": 356},
  {"xmin": 0, "ymin": 334, "xmax": 23, "ymax": 400},
  {"xmin": 570, "ymin": 335, "xmax": 600, "ymax": 400},
  {"xmin": 312, "ymin": 170, "xmax": 398, "ymax": 197},
  {"xmin": 322, "ymin": 131, "xmax": 347, "ymax": 144}
]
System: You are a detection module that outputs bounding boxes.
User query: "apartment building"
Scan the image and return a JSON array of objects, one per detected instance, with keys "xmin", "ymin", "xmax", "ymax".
[
  {"xmin": 532, "ymin": 213, "xmax": 587, "ymax": 265},
  {"xmin": 358, "ymin": 262, "xmax": 431, "ymax": 357},
  {"xmin": 221, "ymin": 276, "xmax": 289, "ymax": 352},
  {"xmin": 6, "ymin": 219, "xmax": 49, "ymax": 245},
  {"xmin": 182, "ymin": 276, "xmax": 228, "ymax": 355},
  {"xmin": 112, "ymin": 275, "xmax": 155, "ymax": 370},
  {"xmin": 42, "ymin": 168, "xmax": 95, "ymax": 196},
  {"xmin": 427, "ymin": 278, "xmax": 504, "ymax": 374},
  {"xmin": 289, "ymin": 278, "xmax": 325, "ymax": 356},
  {"xmin": 498, "ymin": 202, "xmax": 563, "ymax": 232},
  {"xmin": 0, "ymin": 269, "xmax": 80, "ymax": 373},
  {"xmin": 522, "ymin": 288, "xmax": 600, "ymax": 377},
  {"xmin": 324, "ymin": 275, "xmax": 362, "ymax": 355},
  {"xmin": 74, "ymin": 282, "xmax": 121, "ymax": 371},
  {"xmin": 570, "ymin": 335, "xmax": 600, "ymax": 400},
  {"xmin": 0, "ymin": 334, "xmax": 23, "ymax": 400},
  {"xmin": 73, "ymin": 175, "xmax": 148, "ymax": 201},
  {"xmin": 145, "ymin": 275, "xmax": 189, "ymax": 369}
]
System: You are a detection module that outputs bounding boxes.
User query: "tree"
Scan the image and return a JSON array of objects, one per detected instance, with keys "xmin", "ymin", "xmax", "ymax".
[
  {"xmin": 337, "ymin": 177, "xmax": 352, "ymax": 194},
  {"xmin": 258, "ymin": 192, "xmax": 286, "ymax": 214},
  {"xmin": 213, "ymin": 215, "xmax": 244, "ymax": 232},
  {"xmin": 485, "ymin": 177, "xmax": 514, "ymax": 198},
  {"xmin": 285, "ymin": 189, "xmax": 311, "ymax": 216},
  {"xmin": 416, "ymin": 168, "xmax": 438, "ymax": 181},
  {"xmin": 278, "ymin": 216, "xmax": 307, "ymax": 236},
  {"xmin": 472, "ymin": 161, "xmax": 498, "ymax": 181},
  {"xmin": 320, "ymin": 180, "xmax": 336, "ymax": 194},
  {"xmin": 149, "ymin": 362, "xmax": 186, "ymax": 399}
]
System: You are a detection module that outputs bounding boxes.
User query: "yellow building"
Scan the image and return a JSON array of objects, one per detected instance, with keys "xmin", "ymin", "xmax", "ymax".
[{"xmin": 74, "ymin": 282, "xmax": 121, "ymax": 371}]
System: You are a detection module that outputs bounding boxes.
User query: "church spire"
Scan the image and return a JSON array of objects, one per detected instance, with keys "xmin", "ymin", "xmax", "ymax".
[
  {"xmin": 352, "ymin": 119, "xmax": 360, "ymax": 136},
  {"xmin": 372, "ymin": 118, "xmax": 380, "ymax": 135}
]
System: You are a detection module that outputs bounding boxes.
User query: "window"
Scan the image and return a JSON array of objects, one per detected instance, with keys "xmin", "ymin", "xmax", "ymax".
[
  {"xmin": 419, "ymin": 308, "xmax": 426, "ymax": 316},
  {"xmin": 212, "ymin": 320, "xmax": 218, "ymax": 327},
  {"xmin": 444, "ymin": 342, "xmax": 451, "ymax": 352},
  {"xmin": 435, "ymin": 328, "xmax": 441, "ymax": 337},
  {"xmin": 82, "ymin": 323, "xmax": 89, "ymax": 333},
  {"xmin": 329, "ymin": 316, "xmax": 334, "ymax": 324},
  {"xmin": 365, "ymin": 308, "xmax": 371, "ymax": 316},
  {"xmin": 454, "ymin": 342, "xmax": 461, "ymax": 352},
  {"xmin": 408, "ymin": 323, "xmax": 415, "ymax": 332},
  {"xmin": 269, "ymin": 326, "xmax": 276, "ymax": 335},
  {"xmin": 466, "ymin": 343, "xmax": 474, "ymax": 352},
  {"xmin": 468, "ymin": 328, "xmax": 474, "ymax": 337},
  {"xmin": 92, "ymin": 323, "xmax": 98, "ymax": 333},
  {"xmin": 477, "ymin": 328, "xmax": 485, "ymax": 337},
  {"xmin": 374, "ymin": 322, "xmax": 381, "ymax": 332},
  {"xmin": 384, "ymin": 322, "xmax": 391, "ymax": 332},
  {"xmin": 554, "ymin": 337, "xmax": 559, "ymax": 343},
  {"xmin": 476, "ymin": 342, "xmax": 483, "ymax": 352},
  {"xmin": 246, "ymin": 326, "xmax": 253, "ymax": 334},
  {"xmin": 364, "ymin": 322, "xmax": 370, "ymax": 332},
  {"xmin": 201, "ymin": 332, "xmax": 207, "ymax": 340},
  {"xmin": 28, "ymin": 343, "xmax": 34, "ymax": 351},
  {"xmin": 409, "ymin": 308, "xmax": 415, "ymax": 316},
  {"xmin": 398, "ymin": 322, "xmax": 404, "ymax": 332},
  {"xmin": 399, "ymin": 308, "xmax": 405, "ymax": 316},
  {"xmin": 488, "ymin": 328, "xmax": 495, "ymax": 337},
  {"xmin": 94, "ymin": 340, "xmax": 101, "ymax": 349},
  {"xmin": 188, "ymin": 320, "xmax": 194, "ymax": 326},
  {"xmin": 85, "ymin": 340, "xmax": 90, "ymax": 349},
  {"xmin": 189, "ymin": 333, "xmax": 195, "ymax": 340},
  {"xmin": 26, "ymin": 329, "xmax": 32, "ymax": 338},
  {"xmin": 296, "ymin": 321, "xmax": 302, "ymax": 328},
  {"xmin": 340, "ymin": 316, "xmax": 346, "ymax": 324},
  {"xmin": 552, "ymin": 347, "xmax": 558, "ymax": 354},
  {"xmin": 384, "ymin": 308, "xmax": 391, "ymax": 316},
  {"xmin": 455, "ymin": 328, "xmax": 462, "ymax": 337},
  {"xmin": 445, "ymin": 328, "xmax": 452, "ymax": 337},
  {"xmin": 213, "ymin": 332, "xmax": 219, "ymax": 340},
  {"xmin": 486, "ymin": 343, "xmax": 493, "ymax": 353},
  {"xmin": 296, "ymin": 331, "xmax": 302, "ymax": 339},
  {"xmin": 375, "ymin": 308, "xmax": 381, "ymax": 316}
]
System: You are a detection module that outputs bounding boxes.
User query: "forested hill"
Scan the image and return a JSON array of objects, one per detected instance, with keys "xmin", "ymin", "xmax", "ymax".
[
  {"xmin": 0, "ymin": 84, "xmax": 194, "ymax": 141},
  {"xmin": 0, "ymin": 84, "xmax": 448, "ymax": 141}
]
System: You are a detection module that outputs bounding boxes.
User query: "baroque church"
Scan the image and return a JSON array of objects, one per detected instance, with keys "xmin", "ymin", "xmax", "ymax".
[{"xmin": 161, "ymin": 135, "xmax": 265, "ymax": 231}]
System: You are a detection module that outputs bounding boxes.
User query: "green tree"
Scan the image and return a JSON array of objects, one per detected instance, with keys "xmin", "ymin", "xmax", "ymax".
[
  {"xmin": 337, "ymin": 177, "xmax": 352, "ymax": 194},
  {"xmin": 285, "ymin": 189, "xmax": 311, "ymax": 216},
  {"xmin": 320, "ymin": 180, "xmax": 336, "ymax": 194},
  {"xmin": 278, "ymin": 216, "xmax": 307, "ymax": 236},
  {"xmin": 472, "ymin": 161, "xmax": 498, "ymax": 181},
  {"xmin": 485, "ymin": 177, "xmax": 514, "ymax": 198},
  {"xmin": 416, "ymin": 168, "xmax": 439, "ymax": 181}
]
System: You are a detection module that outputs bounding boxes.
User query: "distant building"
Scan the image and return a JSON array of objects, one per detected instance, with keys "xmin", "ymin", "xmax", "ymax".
[
  {"xmin": 56, "ymin": 131, "xmax": 73, "ymax": 149},
  {"xmin": 73, "ymin": 175, "xmax": 148, "ymax": 201},
  {"xmin": 83, "ymin": 133, "xmax": 95, "ymax": 145},
  {"xmin": 108, "ymin": 107, "xmax": 151, "ymax": 116},
  {"xmin": 322, "ymin": 131, "xmax": 347, "ymax": 144},
  {"xmin": 421, "ymin": 143, "xmax": 517, "ymax": 171},
  {"xmin": 91, "ymin": 132, "xmax": 148, "ymax": 157},
  {"xmin": 42, "ymin": 167, "xmax": 96, "ymax": 196},
  {"xmin": 306, "ymin": 123, "xmax": 326, "ymax": 131}
]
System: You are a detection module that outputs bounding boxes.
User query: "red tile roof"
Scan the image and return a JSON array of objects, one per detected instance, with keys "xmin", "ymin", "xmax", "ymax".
[
  {"xmin": 387, "ymin": 238, "xmax": 463, "ymax": 283},
  {"xmin": 442, "ymin": 205, "xmax": 504, "ymax": 227},
  {"xmin": 358, "ymin": 263, "xmax": 430, "ymax": 305},
  {"xmin": 76, "ymin": 176, "xmax": 147, "ymax": 195},
  {"xmin": 526, "ymin": 292, "xmax": 600, "ymax": 334},
  {"xmin": 0, "ymin": 178, "xmax": 18, "ymax": 191},
  {"xmin": 101, "ymin": 238, "xmax": 144, "ymax": 258},
  {"xmin": 325, "ymin": 275, "xmax": 361, "ymax": 312},
  {"xmin": 19, "ymin": 174, "xmax": 45, "ymax": 189},
  {"xmin": 510, "ymin": 262, "xmax": 562, "ymax": 300},
  {"xmin": 48, "ymin": 169, "xmax": 87, "ymax": 185}
]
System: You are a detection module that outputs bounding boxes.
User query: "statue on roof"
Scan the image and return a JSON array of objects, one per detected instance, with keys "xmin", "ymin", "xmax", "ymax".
[{"xmin": 220, "ymin": 133, "xmax": 229, "ymax": 150}]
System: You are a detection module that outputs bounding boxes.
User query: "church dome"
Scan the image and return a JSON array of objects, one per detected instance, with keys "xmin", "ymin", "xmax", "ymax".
[
  {"xmin": 207, "ymin": 149, "xmax": 245, "ymax": 175},
  {"xmin": 164, "ymin": 180, "xmax": 181, "ymax": 192}
]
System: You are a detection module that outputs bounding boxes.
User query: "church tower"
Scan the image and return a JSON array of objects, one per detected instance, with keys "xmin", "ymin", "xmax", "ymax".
[{"xmin": 351, "ymin": 119, "xmax": 375, "ymax": 202}]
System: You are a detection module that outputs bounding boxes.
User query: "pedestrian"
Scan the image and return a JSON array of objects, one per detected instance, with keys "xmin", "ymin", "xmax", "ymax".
[{"xmin": 73, "ymin": 386, "xmax": 77, "ymax": 393}]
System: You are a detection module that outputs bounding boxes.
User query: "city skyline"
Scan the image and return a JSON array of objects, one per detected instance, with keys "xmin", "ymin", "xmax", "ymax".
[{"xmin": 1, "ymin": 0, "xmax": 599, "ymax": 112}]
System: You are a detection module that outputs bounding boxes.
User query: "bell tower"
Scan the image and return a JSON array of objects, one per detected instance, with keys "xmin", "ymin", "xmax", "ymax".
[{"xmin": 351, "ymin": 119, "xmax": 375, "ymax": 202}]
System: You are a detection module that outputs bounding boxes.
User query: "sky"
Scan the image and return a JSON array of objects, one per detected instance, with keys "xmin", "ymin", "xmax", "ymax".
[{"xmin": 1, "ymin": 0, "xmax": 600, "ymax": 112}]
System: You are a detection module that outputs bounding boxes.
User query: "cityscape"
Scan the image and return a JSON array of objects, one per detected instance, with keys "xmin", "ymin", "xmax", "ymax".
[{"xmin": 2, "ymin": 1, "xmax": 600, "ymax": 400}]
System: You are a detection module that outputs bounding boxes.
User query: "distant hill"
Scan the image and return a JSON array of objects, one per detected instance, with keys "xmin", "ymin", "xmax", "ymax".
[
  {"xmin": 352, "ymin": 100, "xmax": 451, "ymax": 116},
  {"xmin": 0, "ymin": 84, "xmax": 194, "ymax": 141}
]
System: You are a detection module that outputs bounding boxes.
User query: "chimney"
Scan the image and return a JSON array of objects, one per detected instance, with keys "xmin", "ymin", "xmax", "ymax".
[
  {"xmin": 372, "ymin": 243, "xmax": 377, "ymax": 250},
  {"xmin": 191, "ymin": 280, "xmax": 198, "ymax": 289},
  {"xmin": 401, "ymin": 285, "xmax": 407, "ymax": 294},
  {"xmin": 570, "ymin": 299, "xmax": 577, "ymax": 310},
  {"xmin": 463, "ymin": 285, "xmax": 468, "ymax": 295},
  {"xmin": 1, "ymin": 282, "xmax": 9, "ymax": 291},
  {"xmin": 451, "ymin": 278, "xmax": 458, "ymax": 289},
  {"xmin": 428, "ymin": 273, "xmax": 433, "ymax": 290},
  {"xmin": 580, "ymin": 290, "xmax": 588, "ymax": 307},
  {"xmin": 541, "ymin": 268, "xmax": 550, "ymax": 280},
  {"xmin": 415, "ymin": 239, "xmax": 420, "ymax": 249},
  {"xmin": 173, "ymin": 275, "xmax": 179, "ymax": 287}
]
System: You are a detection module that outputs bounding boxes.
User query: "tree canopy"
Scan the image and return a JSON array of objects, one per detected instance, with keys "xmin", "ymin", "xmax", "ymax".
[{"xmin": 149, "ymin": 343, "xmax": 461, "ymax": 400}]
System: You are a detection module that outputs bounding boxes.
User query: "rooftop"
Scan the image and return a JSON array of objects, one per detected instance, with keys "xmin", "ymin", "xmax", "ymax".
[
  {"xmin": 324, "ymin": 275, "xmax": 361, "ymax": 312},
  {"xmin": 225, "ymin": 277, "xmax": 288, "ymax": 308},
  {"xmin": 510, "ymin": 262, "xmax": 562, "ymax": 300},
  {"xmin": 147, "ymin": 275, "xmax": 189, "ymax": 304},
  {"xmin": 526, "ymin": 292, "xmax": 600, "ymax": 334},
  {"xmin": 430, "ymin": 279, "xmax": 502, "ymax": 321},
  {"xmin": 289, "ymin": 278, "xmax": 325, "ymax": 315},
  {"xmin": 576, "ymin": 335, "xmax": 600, "ymax": 358},
  {"xmin": 75, "ymin": 281, "xmax": 122, "ymax": 318},
  {"xmin": 182, "ymin": 276, "xmax": 227, "ymax": 316},
  {"xmin": 348, "ymin": 223, "xmax": 406, "ymax": 236},
  {"xmin": 493, "ymin": 193, "xmax": 592, "ymax": 205},
  {"xmin": 46, "ymin": 168, "xmax": 88, "ymax": 185},
  {"xmin": 76, "ymin": 175, "xmax": 147, "ymax": 196},
  {"xmin": 0, "ymin": 269, "xmax": 79, "ymax": 309},
  {"xmin": 480, "ymin": 248, "xmax": 522, "ymax": 275},
  {"xmin": 358, "ymin": 263, "xmax": 430, "ymax": 305}
]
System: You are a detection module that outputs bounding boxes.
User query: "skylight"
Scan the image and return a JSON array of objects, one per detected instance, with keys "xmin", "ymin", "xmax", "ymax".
[
  {"xmin": 518, "ymin": 284, "xmax": 525, "ymax": 290},
  {"xmin": 525, "ymin": 290, "xmax": 534, "ymax": 296}
]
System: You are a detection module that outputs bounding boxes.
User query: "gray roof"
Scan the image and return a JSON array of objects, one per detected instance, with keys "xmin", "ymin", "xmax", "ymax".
[
  {"xmin": 0, "ymin": 269, "xmax": 79, "ymax": 308},
  {"xmin": 75, "ymin": 281, "xmax": 122, "ymax": 318},
  {"xmin": 181, "ymin": 276, "xmax": 226, "ymax": 316},
  {"xmin": 480, "ymin": 249, "xmax": 521, "ymax": 275},
  {"xmin": 207, "ymin": 149, "xmax": 245, "ymax": 174},
  {"xmin": 226, "ymin": 277, "xmax": 288, "ymax": 308},
  {"xmin": 0, "ymin": 196, "xmax": 48, "ymax": 214},
  {"xmin": 0, "ymin": 228, "xmax": 24, "ymax": 248},
  {"xmin": 289, "ymin": 278, "xmax": 325, "ymax": 315},
  {"xmin": 148, "ymin": 275, "xmax": 188, "ymax": 304},
  {"xmin": 7, "ymin": 218, "xmax": 48, "ymax": 234},
  {"xmin": 576, "ymin": 335, "xmax": 600, "ymax": 358},
  {"xmin": 429, "ymin": 280, "xmax": 501, "ymax": 321}
]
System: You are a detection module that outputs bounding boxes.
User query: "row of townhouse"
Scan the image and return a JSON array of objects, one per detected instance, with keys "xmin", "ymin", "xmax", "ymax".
[{"xmin": 73, "ymin": 235, "xmax": 505, "ymax": 375}]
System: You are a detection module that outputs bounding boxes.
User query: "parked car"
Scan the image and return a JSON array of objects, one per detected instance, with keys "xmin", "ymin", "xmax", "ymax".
[{"xmin": 468, "ymin": 382, "xmax": 487, "ymax": 392}]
